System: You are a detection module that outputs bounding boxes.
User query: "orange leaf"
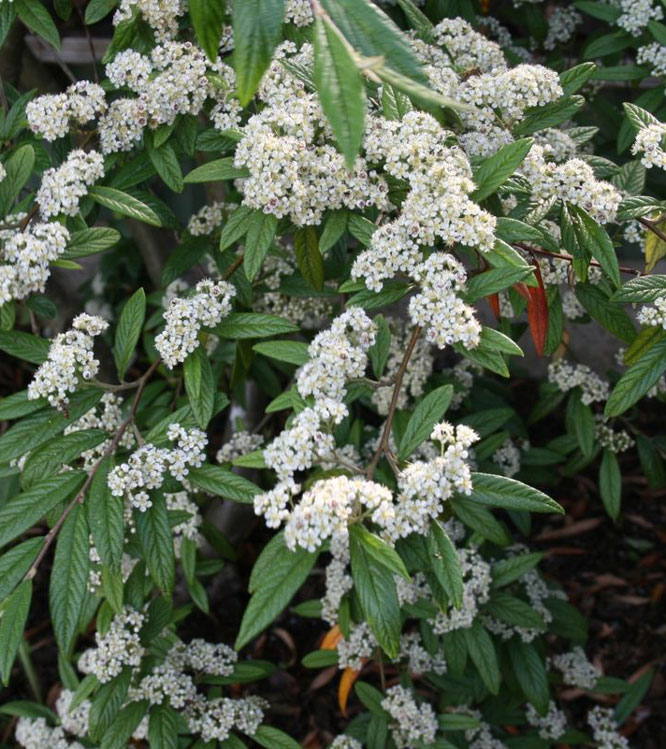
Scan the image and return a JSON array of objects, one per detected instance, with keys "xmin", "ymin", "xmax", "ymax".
[
  {"xmin": 513, "ymin": 282, "xmax": 530, "ymax": 302},
  {"xmin": 487, "ymin": 293, "xmax": 500, "ymax": 319},
  {"xmin": 338, "ymin": 666, "xmax": 361, "ymax": 717},
  {"xmin": 320, "ymin": 625, "xmax": 343, "ymax": 651},
  {"xmin": 526, "ymin": 262, "xmax": 548, "ymax": 356}
]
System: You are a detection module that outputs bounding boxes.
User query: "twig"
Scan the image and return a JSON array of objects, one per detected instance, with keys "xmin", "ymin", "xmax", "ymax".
[
  {"xmin": 76, "ymin": 4, "xmax": 99, "ymax": 83},
  {"xmin": 19, "ymin": 204, "xmax": 40, "ymax": 231},
  {"xmin": 223, "ymin": 253, "xmax": 244, "ymax": 280},
  {"xmin": 514, "ymin": 242, "xmax": 643, "ymax": 277},
  {"xmin": 23, "ymin": 358, "xmax": 161, "ymax": 582},
  {"xmin": 366, "ymin": 325, "xmax": 421, "ymax": 479},
  {"xmin": 638, "ymin": 216, "xmax": 666, "ymax": 246}
]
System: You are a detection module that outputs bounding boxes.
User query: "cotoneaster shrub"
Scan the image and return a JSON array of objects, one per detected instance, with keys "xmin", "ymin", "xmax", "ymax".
[{"xmin": 0, "ymin": 0, "xmax": 663, "ymax": 747}]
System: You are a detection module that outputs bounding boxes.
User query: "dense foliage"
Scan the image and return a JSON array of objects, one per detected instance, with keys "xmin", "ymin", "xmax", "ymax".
[{"xmin": 0, "ymin": 0, "xmax": 664, "ymax": 747}]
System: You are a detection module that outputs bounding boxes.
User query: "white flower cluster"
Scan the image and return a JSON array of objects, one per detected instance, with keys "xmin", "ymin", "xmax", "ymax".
[
  {"xmin": 587, "ymin": 706, "xmax": 630, "ymax": 749},
  {"xmin": 113, "ymin": 0, "xmax": 184, "ymax": 41},
  {"xmin": 234, "ymin": 44, "xmax": 389, "ymax": 226},
  {"xmin": 534, "ymin": 128, "xmax": 579, "ymax": 163},
  {"xmin": 78, "ymin": 607, "xmax": 145, "ymax": 683},
  {"xmin": 167, "ymin": 490, "xmax": 204, "ymax": 556},
  {"xmin": 595, "ymin": 415, "xmax": 634, "ymax": 453},
  {"xmin": 26, "ymin": 81, "xmax": 106, "ymax": 141},
  {"xmin": 433, "ymin": 17, "xmax": 506, "ymax": 73},
  {"xmin": 15, "ymin": 718, "xmax": 84, "ymax": 749},
  {"xmin": 187, "ymin": 201, "xmax": 235, "ymax": 236},
  {"xmin": 430, "ymin": 547, "xmax": 491, "ymax": 634},
  {"xmin": 155, "ymin": 278, "xmax": 235, "ymax": 367},
  {"xmin": 552, "ymin": 646, "xmax": 600, "ymax": 689},
  {"xmin": 526, "ymin": 701, "xmax": 567, "ymax": 741},
  {"xmin": 355, "ymin": 111, "xmax": 495, "ymax": 292},
  {"xmin": 381, "ymin": 685, "xmax": 438, "ymax": 749},
  {"xmin": 0, "ymin": 221, "xmax": 69, "ymax": 305},
  {"xmin": 492, "ymin": 437, "xmax": 521, "ymax": 478},
  {"xmin": 372, "ymin": 319, "xmax": 433, "ymax": 415},
  {"xmin": 544, "ymin": 6, "xmax": 581, "ymax": 50},
  {"xmin": 285, "ymin": 0, "xmax": 313, "ymax": 26},
  {"xmin": 521, "ymin": 145, "xmax": 621, "ymax": 224},
  {"xmin": 322, "ymin": 535, "xmax": 354, "ymax": 625},
  {"xmin": 64, "ymin": 392, "xmax": 134, "ymax": 468},
  {"xmin": 337, "ymin": 621, "xmax": 377, "ymax": 671},
  {"xmin": 55, "ymin": 690, "xmax": 91, "ymax": 738},
  {"xmin": 631, "ymin": 122, "xmax": 666, "ymax": 169},
  {"xmin": 639, "ymin": 295, "xmax": 666, "ymax": 330},
  {"xmin": 329, "ymin": 737, "xmax": 362, "ymax": 749},
  {"xmin": 548, "ymin": 360, "xmax": 610, "ymax": 405},
  {"xmin": 616, "ymin": 0, "xmax": 663, "ymax": 36},
  {"xmin": 400, "ymin": 631, "xmax": 447, "ymax": 675},
  {"xmin": 461, "ymin": 710, "xmax": 507, "ymax": 749},
  {"xmin": 37, "ymin": 149, "xmax": 105, "ymax": 219},
  {"xmin": 27, "ymin": 314, "xmax": 108, "ymax": 408},
  {"xmin": 217, "ymin": 430, "xmax": 264, "ymax": 463},
  {"xmin": 637, "ymin": 42, "xmax": 666, "ymax": 77},
  {"xmin": 409, "ymin": 253, "xmax": 482, "ymax": 349},
  {"xmin": 184, "ymin": 696, "xmax": 266, "ymax": 742},
  {"xmin": 107, "ymin": 424, "xmax": 207, "ymax": 511}
]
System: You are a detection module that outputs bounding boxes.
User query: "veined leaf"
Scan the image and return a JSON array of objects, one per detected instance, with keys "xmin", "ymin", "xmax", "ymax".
[
  {"xmin": 136, "ymin": 493, "xmax": 175, "ymax": 598},
  {"xmin": 0, "ymin": 538, "xmax": 44, "ymax": 603},
  {"xmin": 605, "ymin": 337, "xmax": 666, "ymax": 416},
  {"xmin": 244, "ymin": 212, "xmax": 278, "ymax": 281},
  {"xmin": 183, "ymin": 346, "xmax": 215, "ymax": 429},
  {"xmin": 189, "ymin": 0, "xmax": 226, "ymax": 61},
  {"xmin": 87, "ymin": 457, "xmax": 124, "ymax": 572},
  {"xmin": 253, "ymin": 340, "xmax": 310, "ymax": 366},
  {"xmin": 183, "ymin": 157, "xmax": 249, "ymax": 184},
  {"xmin": 398, "ymin": 385, "xmax": 453, "ymax": 460},
  {"xmin": 0, "ymin": 580, "xmax": 32, "ymax": 685},
  {"xmin": 471, "ymin": 138, "xmax": 533, "ymax": 202},
  {"xmin": 188, "ymin": 464, "xmax": 261, "ymax": 504},
  {"xmin": 88, "ymin": 186, "xmax": 161, "ymax": 227},
  {"xmin": 428, "ymin": 520, "xmax": 463, "ymax": 608},
  {"xmin": 114, "ymin": 287, "xmax": 145, "ymax": 380},
  {"xmin": 215, "ymin": 313, "xmax": 299, "ymax": 339},
  {"xmin": 600, "ymin": 448, "xmax": 622, "ymax": 521},
  {"xmin": 468, "ymin": 472, "xmax": 564, "ymax": 514},
  {"xmin": 16, "ymin": 0, "xmax": 60, "ymax": 49}
]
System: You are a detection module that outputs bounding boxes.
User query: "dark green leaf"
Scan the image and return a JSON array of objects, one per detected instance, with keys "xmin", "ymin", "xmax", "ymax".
[
  {"xmin": 468, "ymin": 472, "xmax": 563, "ymax": 514},
  {"xmin": 188, "ymin": 464, "xmax": 261, "ymax": 504},
  {"xmin": 88, "ymin": 186, "xmax": 161, "ymax": 227},
  {"xmin": 0, "ymin": 580, "xmax": 31, "ymax": 685},
  {"xmin": 136, "ymin": 494, "xmax": 175, "ymax": 597},
  {"xmin": 183, "ymin": 346, "xmax": 215, "ymax": 429},
  {"xmin": 398, "ymin": 385, "xmax": 453, "ymax": 460},
  {"xmin": 114, "ymin": 288, "xmax": 145, "ymax": 380}
]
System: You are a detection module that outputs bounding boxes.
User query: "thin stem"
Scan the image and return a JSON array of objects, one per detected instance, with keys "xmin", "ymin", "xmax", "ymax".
[
  {"xmin": 223, "ymin": 253, "xmax": 244, "ymax": 280},
  {"xmin": 366, "ymin": 325, "xmax": 421, "ymax": 479},
  {"xmin": 23, "ymin": 358, "xmax": 161, "ymax": 582},
  {"xmin": 638, "ymin": 216, "xmax": 666, "ymax": 246},
  {"xmin": 76, "ymin": 4, "xmax": 99, "ymax": 83},
  {"xmin": 514, "ymin": 242, "xmax": 643, "ymax": 277}
]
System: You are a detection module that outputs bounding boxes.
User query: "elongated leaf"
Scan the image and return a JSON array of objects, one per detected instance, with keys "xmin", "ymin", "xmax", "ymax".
[
  {"xmin": 136, "ymin": 494, "xmax": 175, "ymax": 597},
  {"xmin": 320, "ymin": 210, "xmax": 348, "ymax": 252},
  {"xmin": 236, "ymin": 542, "xmax": 317, "ymax": 649},
  {"xmin": 614, "ymin": 669, "xmax": 654, "ymax": 725},
  {"xmin": 147, "ymin": 141, "xmax": 183, "ymax": 193},
  {"xmin": 253, "ymin": 340, "xmax": 310, "ymax": 365},
  {"xmin": 508, "ymin": 639, "xmax": 550, "ymax": 715},
  {"xmin": 64, "ymin": 228, "xmax": 121, "ymax": 259},
  {"xmin": 148, "ymin": 703, "xmax": 179, "ymax": 749},
  {"xmin": 0, "ymin": 145, "xmax": 34, "ymax": 213},
  {"xmin": 88, "ymin": 186, "xmax": 161, "ymax": 227},
  {"xmin": 232, "ymin": 0, "xmax": 286, "ymax": 105},
  {"xmin": 114, "ymin": 288, "xmax": 145, "ymax": 380},
  {"xmin": 314, "ymin": 16, "xmax": 366, "ymax": 168},
  {"xmin": 514, "ymin": 95, "xmax": 585, "ymax": 136},
  {"xmin": 349, "ymin": 526, "xmax": 401, "ymax": 658},
  {"xmin": 219, "ymin": 205, "xmax": 253, "ymax": 250},
  {"xmin": 428, "ymin": 520, "xmax": 463, "ymax": 608},
  {"xmin": 89, "ymin": 669, "xmax": 131, "ymax": 741},
  {"xmin": 100, "ymin": 699, "xmax": 148, "ymax": 749},
  {"xmin": 253, "ymin": 726, "xmax": 301, "ymax": 749},
  {"xmin": 599, "ymin": 448, "xmax": 622, "ymax": 521},
  {"xmin": 398, "ymin": 385, "xmax": 453, "ymax": 460},
  {"xmin": 349, "ymin": 525, "xmax": 409, "ymax": 579},
  {"xmin": 468, "ymin": 472, "xmax": 563, "ymax": 514},
  {"xmin": 87, "ymin": 458, "xmax": 124, "ymax": 571},
  {"xmin": 491, "ymin": 552, "xmax": 543, "ymax": 588},
  {"xmin": 612, "ymin": 275, "xmax": 666, "ymax": 303},
  {"xmin": 16, "ymin": 0, "xmax": 60, "ymax": 49},
  {"xmin": 215, "ymin": 313, "xmax": 299, "ymax": 339},
  {"xmin": 0, "ymin": 472, "xmax": 85, "ymax": 549},
  {"xmin": 189, "ymin": 0, "xmax": 226, "ymax": 61},
  {"xmin": 463, "ymin": 622, "xmax": 500, "ymax": 695},
  {"xmin": 0, "ymin": 330, "xmax": 50, "ymax": 364},
  {"xmin": 575, "ymin": 284, "xmax": 635, "ymax": 343},
  {"xmin": 559, "ymin": 61, "xmax": 597, "ymax": 94},
  {"xmin": 605, "ymin": 338, "xmax": 666, "ymax": 416},
  {"xmin": 486, "ymin": 592, "xmax": 546, "ymax": 631},
  {"xmin": 183, "ymin": 346, "xmax": 215, "ymax": 429},
  {"xmin": 569, "ymin": 393, "xmax": 595, "ymax": 457},
  {"xmin": 244, "ymin": 212, "xmax": 278, "ymax": 281},
  {"xmin": 0, "ymin": 580, "xmax": 32, "ymax": 685},
  {"xmin": 452, "ymin": 497, "xmax": 511, "ymax": 546},
  {"xmin": 294, "ymin": 226, "xmax": 324, "ymax": 291},
  {"xmin": 49, "ymin": 504, "xmax": 89, "ymax": 654},
  {"xmin": 471, "ymin": 138, "xmax": 533, "ymax": 202},
  {"xmin": 183, "ymin": 157, "xmax": 249, "ymax": 184},
  {"xmin": 466, "ymin": 267, "xmax": 534, "ymax": 302},
  {"xmin": 0, "ymin": 538, "xmax": 43, "ymax": 603},
  {"xmin": 188, "ymin": 464, "xmax": 261, "ymax": 504},
  {"xmin": 568, "ymin": 204, "xmax": 620, "ymax": 288}
]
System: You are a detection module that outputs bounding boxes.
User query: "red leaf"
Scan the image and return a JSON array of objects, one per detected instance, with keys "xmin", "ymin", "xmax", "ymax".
[
  {"xmin": 513, "ymin": 282, "xmax": 530, "ymax": 302},
  {"xmin": 526, "ymin": 262, "xmax": 548, "ymax": 356},
  {"xmin": 487, "ymin": 293, "xmax": 500, "ymax": 319}
]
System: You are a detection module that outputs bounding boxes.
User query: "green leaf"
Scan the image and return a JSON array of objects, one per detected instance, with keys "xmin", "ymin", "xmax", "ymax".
[
  {"xmin": 599, "ymin": 448, "xmax": 622, "ymax": 521},
  {"xmin": 605, "ymin": 338, "xmax": 666, "ymax": 417},
  {"xmin": 0, "ymin": 580, "xmax": 31, "ymax": 685},
  {"xmin": 569, "ymin": 393, "xmax": 595, "ymax": 457},
  {"xmin": 0, "ymin": 538, "xmax": 43, "ymax": 603},
  {"xmin": 63, "ymin": 227, "xmax": 121, "ymax": 259},
  {"xmin": 253, "ymin": 726, "xmax": 302, "ymax": 749},
  {"xmin": 253, "ymin": 340, "xmax": 310, "ymax": 365},
  {"xmin": 236, "ymin": 540, "xmax": 317, "ymax": 649},
  {"xmin": 496, "ymin": 217, "xmax": 544, "ymax": 244},
  {"xmin": 508, "ymin": 639, "xmax": 550, "ymax": 715},
  {"xmin": 114, "ymin": 288, "xmax": 145, "ymax": 380},
  {"xmin": 319, "ymin": 210, "xmax": 348, "ymax": 252},
  {"xmin": 183, "ymin": 157, "xmax": 249, "ymax": 184},
  {"xmin": 485, "ymin": 592, "xmax": 546, "ymax": 631},
  {"xmin": 147, "ymin": 141, "xmax": 183, "ymax": 193},
  {"xmin": 49, "ymin": 504, "xmax": 89, "ymax": 654},
  {"xmin": 468, "ymin": 472, "xmax": 563, "ymax": 514},
  {"xmin": 559, "ymin": 61, "xmax": 597, "ymax": 94},
  {"xmin": 87, "ymin": 457, "xmax": 124, "ymax": 572},
  {"xmin": 427, "ymin": 520, "xmax": 463, "ymax": 608},
  {"xmin": 320, "ymin": 0, "xmax": 427, "ymax": 86},
  {"xmin": 0, "ymin": 145, "xmax": 35, "ymax": 212},
  {"xmin": 232, "ymin": 0, "xmax": 286, "ymax": 105},
  {"xmin": 215, "ymin": 313, "xmax": 299, "ymax": 339},
  {"xmin": 514, "ymin": 96, "xmax": 585, "ymax": 136},
  {"xmin": 614, "ymin": 669, "xmax": 654, "ymax": 725},
  {"xmin": 302, "ymin": 649, "xmax": 339, "ymax": 668},
  {"xmin": 463, "ymin": 622, "xmax": 500, "ymax": 695},
  {"xmin": 0, "ymin": 330, "xmax": 51, "ymax": 364},
  {"xmin": 349, "ymin": 524, "xmax": 409, "ymax": 579},
  {"xmin": 89, "ymin": 669, "xmax": 131, "ymax": 741},
  {"xmin": 294, "ymin": 226, "xmax": 324, "ymax": 291},
  {"xmin": 100, "ymin": 699, "xmax": 148, "ymax": 749},
  {"xmin": 471, "ymin": 138, "xmax": 533, "ymax": 202},
  {"xmin": 574, "ymin": 0, "xmax": 621, "ymax": 22},
  {"xmin": 148, "ymin": 703, "xmax": 179, "ymax": 749},
  {"xmin": 136, "ymin": 494, "xmax": 175, "ymax": 597},
  {"xmin": 568, "ymin": 204, "xmax": 620, "ymax": 288},
  {"xmin": 313, "ymin": 16, "xmax": 366, "ymax": 169},
  {"xmin": 369, "ymin": 314, "xmax": 391, "ymax": 378},
  {"xmin": 611, "ymin": 275, "xmax": 666, "ymax": 303},
  {"xmin": 16, "ymin": 0, "xmax": 60, "ymax": 49},
  {"xmin": 584, "ymin": 31, "xmax": 634, "ymax": 60},
  {"xmin": 183, "ymin": 346, "xmax": 215, "ymax": 429},
  {"xmin": 616, "ymin": 196, "xmax": 664, "ymax": 221},
  {"xmin": 0, "ymin": 472, "xmax": 85, "ymax": 549},
  {"xmin": 219, "ymin": 205, "xmax": 253, "ymax": 250},
  {"xmin": 398, "ymin": 385, "xmax": 453, "ymax": 460},
  {"xmin": 575, "ymin": 284, "xmax": 635, "ymax": 343},
  {"xmin": 88, "ymin": 186, "xmax": 161, "ymax": 227},
  {"xmin": 623, "ymin": 102, "xmax": 661, "ymax": 132},
  {"xmin": 188, "ymin": 464, "xmax": 261, "ymax": 504},
  {"xmin": 349, "ymin": 525, "xmax": 401, "ymax": 659},
  {"xmin": 347, "ymin": 214, "xmax": 376, "ymax": 245},
  {"xmin": 451, "ymin": 497, "xmax": 511, "ymax": 546},
  {"xmin": 491, "ymin": 552, "xmax": 543, "ymax": 588},
  {"xmin": 189, "ymin": 0, "xmax": 226, "ymax": 61},
  {"xmin": 244, "ymin": 212, "xmax": 278, "ymax": 281},
  {"xmin": 85, "ymin": 0, "xmax": 117, "ymax": 24},
  {"xmin": 465, "ymin": 266, "xmax": 534, "ymax": 302}
]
